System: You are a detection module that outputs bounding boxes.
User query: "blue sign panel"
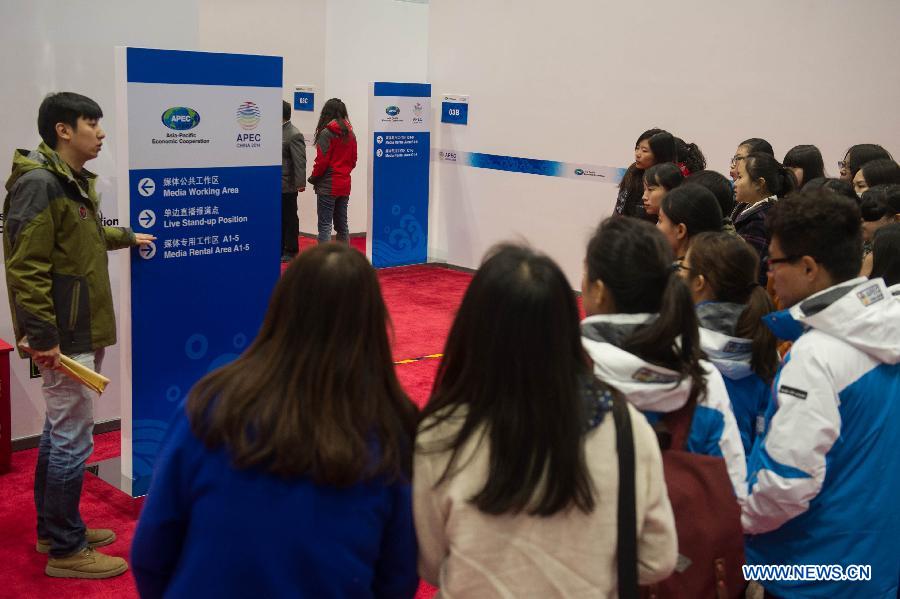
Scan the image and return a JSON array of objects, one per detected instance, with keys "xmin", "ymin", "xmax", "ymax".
[
  {"xmin": 441, "ymin": 101, "xmax": 468, "ymax": 125},
  {"xmin": 117, "ymin": 47, "xmax": 282, "ymax": 496},
  {"xmin": 127, "ymin": 166, "xmax": 279, "ymax": 494},
  {"xmin": 293, "ymin": 91, "xmax": 314, "ymax": 112},
  {"xmin": 371, "ymin": 132, "xmax": 430, "ymax": 268}
]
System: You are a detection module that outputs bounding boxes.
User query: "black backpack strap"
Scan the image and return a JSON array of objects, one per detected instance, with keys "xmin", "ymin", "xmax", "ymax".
[{"xmin": 613, "ymin": 394, "xmax": 638, "ymax": 599}]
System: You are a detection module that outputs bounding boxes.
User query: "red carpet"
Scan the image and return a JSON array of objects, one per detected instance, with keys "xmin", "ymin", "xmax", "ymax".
[{"xmin": 0, "ymin": 246, "xmax": 469, "ymax": 598}]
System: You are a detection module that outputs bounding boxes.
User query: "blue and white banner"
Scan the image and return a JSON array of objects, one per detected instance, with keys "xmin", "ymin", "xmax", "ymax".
[
  {"xmin": 434, "ymin": 148, "xmax": 625, "ymax": 184},
  {"xmin": 114, "ymin": 48, "xmax": 282, "ymax": 496},
  {"xmin": 367, "ymin": 82, "xmax": 431, "ymax": 268}
]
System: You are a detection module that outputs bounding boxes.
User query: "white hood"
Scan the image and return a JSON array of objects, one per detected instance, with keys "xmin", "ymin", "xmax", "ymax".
[
  {"xmin": 699, "ymin": 328, "xmax": 755, "ymax": 381},
  {"xmin": 581, "ymin": 313, "xmax": 694, "ymax": 413},
  {"xmin": 790, "ymin": 277, "xmax": 900, "ymax": 364}
]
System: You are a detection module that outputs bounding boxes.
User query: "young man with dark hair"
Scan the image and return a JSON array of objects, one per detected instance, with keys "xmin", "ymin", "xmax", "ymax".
[
  {"xmin": 742, "ymin": 189, "xmax": 900, "ymax": 598},
  {"xmin": 281, "ymin": 99, "xmax": 306, "ymax": 261},
  {"xmin": 3, "ymin": 92, "xmax": 154, "ymax": 578}
]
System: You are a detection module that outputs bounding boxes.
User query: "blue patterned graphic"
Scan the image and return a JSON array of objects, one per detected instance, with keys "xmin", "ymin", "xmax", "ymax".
[
  {"xmin": 467, "ymin": 152, "xmax": 563, "ymax": 177},
  {"xmin": 372, "ymin": 131, "xmax": 430, "ymax": 267}
]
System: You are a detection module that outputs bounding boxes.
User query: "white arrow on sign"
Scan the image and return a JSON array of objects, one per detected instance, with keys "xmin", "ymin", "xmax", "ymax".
[
  {"xmin": 138, "ymin": 209, "xmax": 156, "ymax": 228},
  {"xmin": 138, "ymin": 178, "xmax": 156, "ymax": 197},
  {"xmin": 139, "ymin": 241, "xmax": 157, "ymax": 260}
]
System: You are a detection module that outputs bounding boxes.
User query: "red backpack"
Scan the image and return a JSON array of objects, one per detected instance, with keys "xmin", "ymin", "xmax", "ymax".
[{"xmin": 641, "ymin": 400, "xmax": 746, "ymax": 599}]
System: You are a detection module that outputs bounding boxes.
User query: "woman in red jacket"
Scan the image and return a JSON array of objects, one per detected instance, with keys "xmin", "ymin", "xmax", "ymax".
[{"xmin": 308, "ymin": 98, "xmax": 358, "ymax": 244}]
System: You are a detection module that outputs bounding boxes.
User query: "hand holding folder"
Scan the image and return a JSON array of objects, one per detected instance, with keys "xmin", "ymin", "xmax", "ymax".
[{"xmin": 18, "ymin": 338, "xmax": 110, "ymax": 395}]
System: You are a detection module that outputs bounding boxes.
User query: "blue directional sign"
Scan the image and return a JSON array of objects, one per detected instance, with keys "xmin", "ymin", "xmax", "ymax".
[{"xmin": 138, "ymin": 177, "xmax": 156, "ymax": 197}]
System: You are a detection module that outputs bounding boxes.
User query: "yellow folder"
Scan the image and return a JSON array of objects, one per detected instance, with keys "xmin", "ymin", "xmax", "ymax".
[{"xmin": 18, "ymin": 339, "xmax": 110, "ymax": 395}]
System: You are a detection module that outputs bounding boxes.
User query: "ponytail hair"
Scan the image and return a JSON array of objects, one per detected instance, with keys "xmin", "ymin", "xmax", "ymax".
[
  {"xmin": 687, "ymin": 232, "xmax": 779, "ymax": 382},
  {"xmin": 676, "ymin": 137, "xmax": 706, "ymax": 174},
  {"xmin": 745, "ymin": 152, "xmax": 797, "ymax": 198},
  {"xmin": 585, "ymin": 217, "xmax": 707, "ymax": 404}
]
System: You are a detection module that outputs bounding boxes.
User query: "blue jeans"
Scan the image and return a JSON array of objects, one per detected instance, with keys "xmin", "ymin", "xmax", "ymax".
[
  {"xmin": 317, "ymin": 194, "xmax": 350, "ymax": 244},
  {"xmin": 35, "ymin": 350, "xmax": 103, "ymax": 557}
]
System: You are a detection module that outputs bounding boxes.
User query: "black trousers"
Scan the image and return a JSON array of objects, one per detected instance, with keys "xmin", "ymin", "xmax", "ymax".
[{"xmin": 281, "ymin": 192, "xmax": 299, "ymax": 255}]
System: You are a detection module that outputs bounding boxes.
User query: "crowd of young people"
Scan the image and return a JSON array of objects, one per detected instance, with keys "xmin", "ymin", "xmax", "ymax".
[{"xmin": 125, "ymin": 131, "xmax": 900, "ymax": 598}]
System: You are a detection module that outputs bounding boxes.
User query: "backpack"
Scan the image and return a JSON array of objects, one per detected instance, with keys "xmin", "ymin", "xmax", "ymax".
[{"xmin": 642, "ymin": 400, "xmax": 746, "ymax": 599}]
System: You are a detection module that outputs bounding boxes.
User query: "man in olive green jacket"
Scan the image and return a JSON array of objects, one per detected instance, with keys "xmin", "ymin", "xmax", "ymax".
[{"xmin": 3, "ymin": 92, "xmax": 154, "ymax": 579}]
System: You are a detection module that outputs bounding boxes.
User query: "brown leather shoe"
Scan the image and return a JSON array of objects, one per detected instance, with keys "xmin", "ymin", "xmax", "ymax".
[
  {"xmin": 45, "ymin": 547, "xmax": 128, "ymax": 579},
  {"xmin": 37, "ymin": 528, "xmax": 116, "ymax": 554}
]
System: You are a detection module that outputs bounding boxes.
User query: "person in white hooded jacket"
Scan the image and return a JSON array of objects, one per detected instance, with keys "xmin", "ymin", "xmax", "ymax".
[
  {"xmin": 678, "ymin": 232, "xmax": 780, "ymax": 456},
  {"xmin": 580, "ymin": 217, "xmax": 747, "ymax": 502},
  {"xmin": 744, "ymin": 189, "xmax": 900, "ymax": 598}
]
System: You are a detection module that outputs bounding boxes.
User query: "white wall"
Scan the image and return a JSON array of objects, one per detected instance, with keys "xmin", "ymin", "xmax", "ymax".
[
  {"xmin": 427, "ymin": 0, "xmax": 900, "ymax": 285},
  {"xmin": 320, "ymin": 0, "xmax": 429, "ymax": 234},
  {"xmin": 0, "ymin": 0, "xmax": 201, "ymax": 440},
  {"xmin": 199, "ymin": 0, "xmax": 327, "ymax": 237}
]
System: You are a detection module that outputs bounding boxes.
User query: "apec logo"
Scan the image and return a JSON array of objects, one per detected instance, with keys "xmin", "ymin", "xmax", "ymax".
[
  {"xmin": 574, "ymin": 169, "xmax": 585, "ymax": 176},
  {"xmin": 385, "ymin": 105, "xmax": 400, "ymax": 117},
  {"xmin": 161, "ymin": 107, "xmax": 200, "ymax": 130},
  {"xmin": 236, "ymin": 101, "xmax": 262, "ymax": 131}
]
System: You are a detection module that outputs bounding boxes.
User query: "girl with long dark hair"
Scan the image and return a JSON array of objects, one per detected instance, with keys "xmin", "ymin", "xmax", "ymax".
[
  {"xmin": 581, "ymin": 218, "xmax": 746, "ymax": 498},
  {"xmin": 308, "ymin": 98, "xmax": 358, "ymax": 244},
  {"xmin": 783, "ymin": 144, "xmax": 825, "ymax": 188},
  {"xmin": 678, "ymin": 232, "xmax": 779, "ymax": 455},
  {"xmin": 415, "ymin": 244, "xmax": 677, "ymax": 596},
  {"xmin": 132, "ymin": 244, "xmax": 419, "ymax": 598},
  {"xmin": 614, "ymin": 128, "xmax": 676, "ymax": 220}
]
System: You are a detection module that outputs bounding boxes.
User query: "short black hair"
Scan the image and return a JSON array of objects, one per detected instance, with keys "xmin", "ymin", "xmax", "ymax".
[
  {"xmin": 767, "ymin": 189, "xmax": 862, "ymax": 282},
  {"xmin": 860, "ymin": 184, "xmax": 900, "ymax": 221},
  {"xmin": 783, "ymin": 145, "xmax": 825, "ymax": 183},
  {"xmin": 37, "ymin": 92, "xmax": 103, "ymax": 148},
  {"xmin": 660, "ymin": 183, "xmax": 723, "ymax": 238},
  {"xmin": 282, "ymin": 99, "xmax": 291, "ymax": 121},
  {"xmin": 860, "ymin": 159, "xmax": 900, "ymax": 188},
  {"xmin": 685, "ymin": 169, "xmax": 734, "ymax": 218},
  {"xmin": 870, "ymin": 223, "xmax": 900, "ymax": 286},
  {"xmin": 802, "ymin": 177, "xmax": 857, "ymax": 201}
]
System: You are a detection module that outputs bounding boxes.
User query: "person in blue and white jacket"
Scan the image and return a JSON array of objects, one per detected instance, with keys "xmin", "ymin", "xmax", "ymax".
[
  {"xmin": 743, "ymin": 190, "xmax": 900, "ymax": 599},
  {"xmin": 678, "ymin": 231, "xmax": 780, "ymax": 456},
  {"xmin": 581, "ymin": 217, "xmax": 747, "ymax": 502}
]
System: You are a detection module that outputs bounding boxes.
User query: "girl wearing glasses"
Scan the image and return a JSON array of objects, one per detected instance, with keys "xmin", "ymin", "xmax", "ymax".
[
  {"xmin": 677, "ymin": 232, "xmax": 779, "ymax": 456},
  {"xmin": 838, "ymin": 143, "xmax": 892, "ymax": 182},
  {"xmin": 728, "ymin": 138, "xmax": 774, "ymax": 184}
]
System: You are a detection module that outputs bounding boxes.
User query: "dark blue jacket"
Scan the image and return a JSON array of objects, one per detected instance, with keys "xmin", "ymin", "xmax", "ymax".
[{"xmin": 131, "ymin": 410, "xmax": 418, "ymax": 599}]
